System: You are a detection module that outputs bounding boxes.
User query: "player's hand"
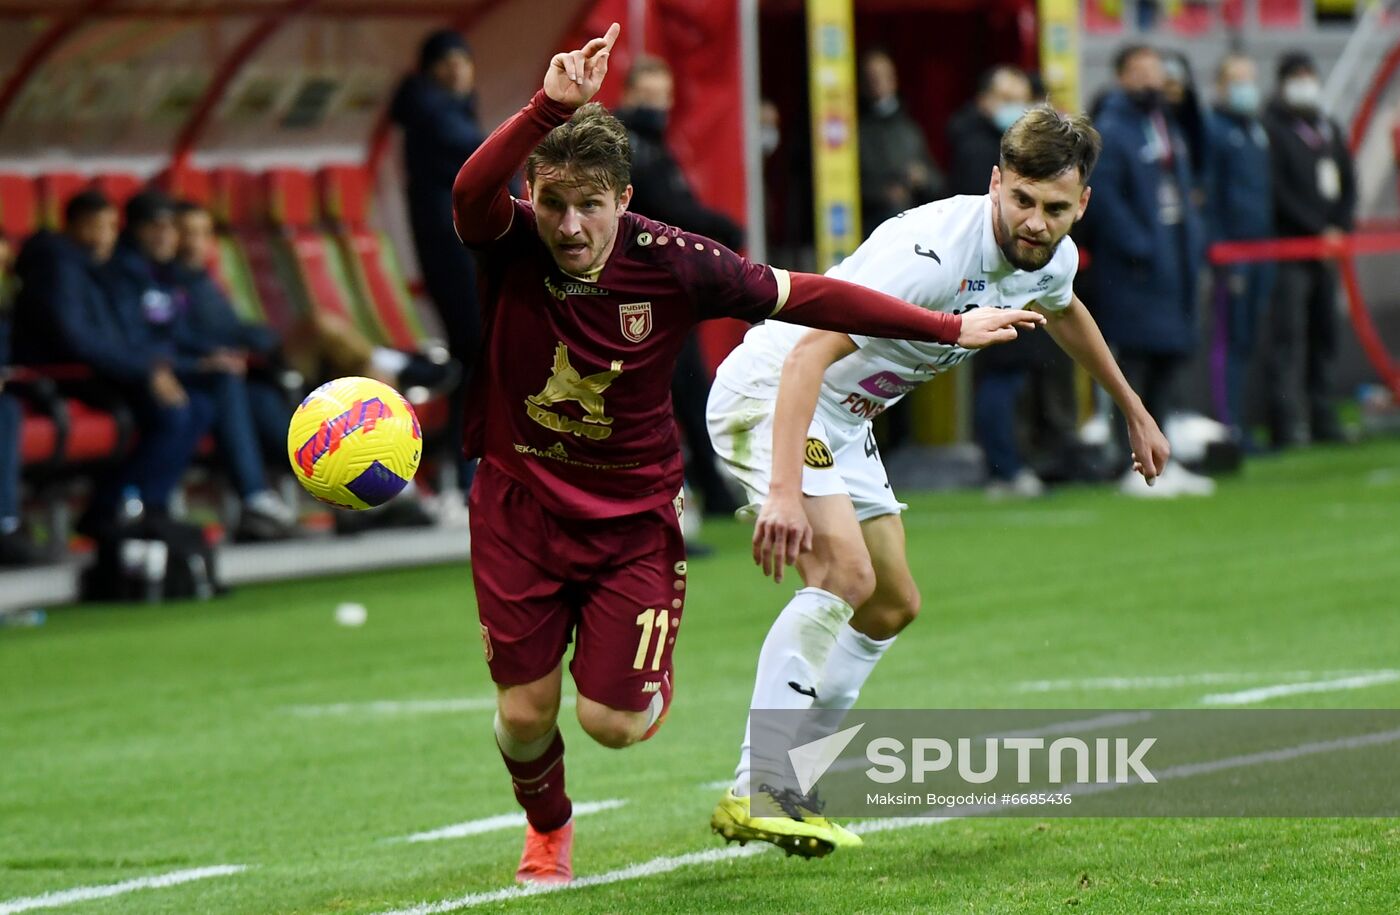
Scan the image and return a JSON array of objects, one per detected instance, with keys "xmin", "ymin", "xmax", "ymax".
[
  {"xmin": 753, "ymin": 491, "xmax": 811, "ymax": 583},
  {"xmin": 543, "ymin": 22, "xmax": 619, "ymax": 109},
  {"xmin": 956, "ymin": 308, "xmax": 1045, "ymax": 349},
  {"xmin": 1127, "ymin": 412, "xmax": 1170, "ymax": 484}
]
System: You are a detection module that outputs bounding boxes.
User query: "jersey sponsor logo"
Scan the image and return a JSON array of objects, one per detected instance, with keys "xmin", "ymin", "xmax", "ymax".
[
  {"xmin": 804, "ymin": 438, "xmax": 835, "ymax": 468},
  {"xmin": 544, "ymin": 276, "xmax": 610, "ymax": 300},
  {"xmin": 619, "ymin": 302, "xmax": 653, "ymax": 343},
  {"xmin": 513, "ymin": 442, "xmax": 640, "ymax": 471},
  {"xmin": 839, "ymin": 392, "xmax": 888, "ymax": 420},
  {"xmin": 525, "ymin": 342, "xmax": 625, "ymax": 440},
  {"xmin": 958, "ymin": 278, "xmax": 986, "ymax": 293},
  {"xmin": 858, "ymin": 370, "xmax": 921, "ymax": 398}
]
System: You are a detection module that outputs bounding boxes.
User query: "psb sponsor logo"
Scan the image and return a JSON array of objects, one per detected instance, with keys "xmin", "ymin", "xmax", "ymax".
[
  {"xmin": 804, "ymin": 438, "xmax": 835, "ymax": 468},
  {"xmin": 958, "ymin": 278, "xmax": 986, "ymax": 293},
  {"xmin": 858, "ymin": 370, "xmax": 920, "ymax": 398},
  {"xmin": 619, "ymin": 302, "xmax": 653, "ymax": 343}
]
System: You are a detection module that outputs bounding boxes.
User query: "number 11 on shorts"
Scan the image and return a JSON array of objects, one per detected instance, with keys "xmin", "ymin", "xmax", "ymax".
[{"xmin": 633, "ymin": 608, "xmax": 670, "ymax": 671}]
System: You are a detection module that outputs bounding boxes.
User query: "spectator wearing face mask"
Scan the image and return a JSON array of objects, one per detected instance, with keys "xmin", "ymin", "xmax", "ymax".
[
  {"xmin": 1261, "ymin": 51, "xmax": 1356, "ymax": 447},
  {"xmin": 946, "ymin": 65, "xmax": 1033, "ymax": 197},
  {"xmin": 616, "ymin": 56, "xmax": 743, "ymax": 520},
  {"xmin": 1205, "ymin": 52, "xmax": 1274, "ymax": 446},
  {"xmin": 1086, "ymin": 44, "xmax": 1212, "ymax": 497},
  {"xmin": 1161, "ymin": 50, "xmax": 1210, "ymax": 193}
]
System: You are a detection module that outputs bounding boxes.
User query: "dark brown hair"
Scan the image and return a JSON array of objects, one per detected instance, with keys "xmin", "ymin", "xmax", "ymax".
[
  {"xmin": 526, "ymin": 102, "xmax": 631, "ymax": 195},
  {"xmin": 999, "ymin": 104, "xmax": 1102, "ymax": 184}
]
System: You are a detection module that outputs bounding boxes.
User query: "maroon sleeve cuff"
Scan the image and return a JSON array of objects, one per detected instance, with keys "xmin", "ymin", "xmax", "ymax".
[{"xmin": 779, "ymin": 272, "xmax": 962, "ymax": 345}]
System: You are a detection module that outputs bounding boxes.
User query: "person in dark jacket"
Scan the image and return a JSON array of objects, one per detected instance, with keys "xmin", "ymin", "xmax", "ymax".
[
  {"xmin": 858, "ymin": 49, "xmax": 942, "ymax": 231},
  {"xmin": 616, "ymin": 56, "xmax": 742, "ymax": 518},
  {"xmin": 1261, "ymin": 51, "xmax": 1356, "ymax": 446},
  {"xmin": 946, "ymin": 66, "xmax": 1049, "ymax": 495},
  {"xmin": 1087, "ymin": 44, "xmax": 1213, "ymax": 496},
  {"xmin": 171, "ymin": 201, "xmax": 302, "ymax": 539},
  {"xmin": 12, "ymin": 190, "xmax": 212, "ymax": 534},
  {"xmin": 391, "ymin": 29, "xmax": 486, "ymax": 495},
  {"xmin": 0, "ymin": 231, "xmax": 41, "ymax": 564},
  {"xmin": 1205, "ymin": 52, "xmax": 1274, "ymax": 444}
]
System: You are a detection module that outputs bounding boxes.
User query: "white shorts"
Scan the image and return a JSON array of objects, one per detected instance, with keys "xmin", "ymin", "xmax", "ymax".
[{"xmin": 705, "ymin": 381, "xmax": 906, "ymax": 523}]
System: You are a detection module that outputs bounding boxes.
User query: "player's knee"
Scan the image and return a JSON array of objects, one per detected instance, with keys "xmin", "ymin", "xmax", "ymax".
[
  {"xmin": 576, "ymin": 703, "xmax": 644, "ymax": 749},
  {"xmin": 496, "ymin": 691, "xmax": 560, "ymax": 744},
  {"xmin": 824, "ymin": 556, "xmax": 877, "ymax": 609},
  {"xmin": 861, "ymin": 585, "xmax": 921, "ymax": 638}
]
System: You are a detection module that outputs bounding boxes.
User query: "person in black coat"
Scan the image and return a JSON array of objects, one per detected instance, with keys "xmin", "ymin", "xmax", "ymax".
[
  {"xmin": 391, "ymin": 29, "xmax": 486, "ymax": 495},
  {"xmin": 616, "ymin": 56, "xmax": 741, "ymax": 517},
  {"xmin": 1261, "ymin": 51, "xmax": 1356, "ymax": 446},
  {"xmin": 12, "ymin": 191, "xmax": 212, "ymax": 535},
  {"xmin": 0, "ymin": 231, "xmax": 41, "ymax": 564},
  {"xmin": 1205, "ymin": 51, "xmax": 1274, "ymax": 444}
]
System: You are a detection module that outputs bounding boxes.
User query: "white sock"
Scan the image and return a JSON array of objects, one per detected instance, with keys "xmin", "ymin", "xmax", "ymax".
[
  {"xmin": 813, "ymin": 623, "xmax": 896, "ymax": 711},
  {"xmin": 734, "ymin": 587, "xmax": 853, "ymax": 796},
  {"xmin": 493, "ymin": 711, "xmax": 557, "ymax": 762}
]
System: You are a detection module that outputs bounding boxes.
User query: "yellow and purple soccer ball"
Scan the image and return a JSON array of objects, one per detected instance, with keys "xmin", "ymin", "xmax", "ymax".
[{"xmin": 287, "ymin": 377, "xmax": 422, "ymax": 510}]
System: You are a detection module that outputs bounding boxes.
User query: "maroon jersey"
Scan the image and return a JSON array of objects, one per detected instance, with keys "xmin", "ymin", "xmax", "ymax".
[{"xmin": 468, "ymin": 200, "xmax": 780, "ymax": 519}]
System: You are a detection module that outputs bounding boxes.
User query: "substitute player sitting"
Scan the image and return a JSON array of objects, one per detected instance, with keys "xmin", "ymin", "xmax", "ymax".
[
  {"xmin": 706, "ymin": 106, "xmax": 1172, "ymax": 856},
  {"xmin": 450, "ymin": 23, "xmax": 1043, "ymax": 885}
]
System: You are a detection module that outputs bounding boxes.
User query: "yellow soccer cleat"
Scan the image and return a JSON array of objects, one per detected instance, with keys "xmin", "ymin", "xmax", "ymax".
[{"xmin": 710, "ymin": 785, "xmax": 862, "ymax": 858}]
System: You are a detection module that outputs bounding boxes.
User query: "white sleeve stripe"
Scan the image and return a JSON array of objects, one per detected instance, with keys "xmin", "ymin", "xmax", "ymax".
[
  {"xmin": 769, "ymin": 267, "xmax": 791, "ymax": 317},
  {"xmin": 492, "ymin": 198, "xmax": 517, "ymax": 241}
]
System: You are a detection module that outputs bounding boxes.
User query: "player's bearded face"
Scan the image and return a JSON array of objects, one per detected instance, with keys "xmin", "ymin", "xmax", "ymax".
[
  {"xmin": 990, "ymin": 166, "xmax": 1089, "ymax": 272},
  {"xmin": 531, "ymin": 169, "xmax": 633, "ymax": 276}
]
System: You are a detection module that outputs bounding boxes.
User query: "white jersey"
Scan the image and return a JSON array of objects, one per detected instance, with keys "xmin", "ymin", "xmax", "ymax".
[{"xmin": 714, "ymin": 194, "xmax": 1078, "ymax": 431}]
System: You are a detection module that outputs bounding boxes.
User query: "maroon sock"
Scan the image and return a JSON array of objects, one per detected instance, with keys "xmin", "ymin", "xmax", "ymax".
[{"xmin": 498, "ymin": 729, "xmax": 572, "ymax": 833}]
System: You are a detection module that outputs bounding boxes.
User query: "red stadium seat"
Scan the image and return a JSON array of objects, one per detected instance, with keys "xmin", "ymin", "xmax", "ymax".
[
  {"xmin": 318, "ymin": 165, "xmax": 424, "ymax": 352},
  {"xmin": 0, "ymin": 174, "xmax": 38, "ymax": 239},
  {"xmin": 210, "ymin": 167, "xmax": 297, "ymax": 334},
  {"xmin": 154, "ymin": 165, "xmax": 213, "ymax": 207},
  {"xmin": 19, "ymin": 408, "xmax": 59, "ymax": 466},
  {"xmin": 91, "ymin": 173, "xmax": 143, "ymax": 209},
  {"xmin": 36, "ymin": 172, "xmax": 87, "ymax": 228},
  {"xmin": 262, "ymin": 167, "xmax": 377, "ymax": 338}
]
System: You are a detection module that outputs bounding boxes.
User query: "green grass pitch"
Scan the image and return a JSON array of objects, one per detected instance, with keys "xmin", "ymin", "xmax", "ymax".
[{"xmin": 3, "ymin": 439, "xmax": 1400, "ymax": 914}]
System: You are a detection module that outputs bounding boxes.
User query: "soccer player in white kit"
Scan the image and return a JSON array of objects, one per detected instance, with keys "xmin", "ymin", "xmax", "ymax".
[{"xmin": 706, "ymin": 107, "xmax": 1172, "ymax": 854}]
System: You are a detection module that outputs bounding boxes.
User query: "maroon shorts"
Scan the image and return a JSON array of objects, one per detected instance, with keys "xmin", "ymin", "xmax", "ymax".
[{"xmin": 468, "ymin": 460, "xmax": 687, "ymax": 712}]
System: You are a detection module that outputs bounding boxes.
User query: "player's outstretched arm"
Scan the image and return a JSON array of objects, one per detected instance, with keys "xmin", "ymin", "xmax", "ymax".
[
  {"xmin": 1041, "ymin": 294, "xmax": 1170, "ymax": 481},
  {"xmin": 776, "ymin": 272, "xmax": 1043, "ymax": 346},
  {"xmin": 450, "ymin": 23, "xmax": 619, "ymax": 245},
  {"xmin": 756, "ymin": 330, "xmax": 858, "ymax": 582}
]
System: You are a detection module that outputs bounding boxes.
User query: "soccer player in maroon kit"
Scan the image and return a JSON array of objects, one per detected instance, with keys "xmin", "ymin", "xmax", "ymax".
[{"xmin": 452, "ymin": 23, "xmax": 1043, "ymax": 884}]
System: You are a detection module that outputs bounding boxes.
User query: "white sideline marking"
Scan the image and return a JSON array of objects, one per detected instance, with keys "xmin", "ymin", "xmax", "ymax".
[
  {"xmin": 0, "ymin": 865, "xmax": 248, "ymax": 915},
  {"xmin": 375, "ymin": 725, "xmax": 1400, "ymax": 912},
  {"xmin": 1200, "ymin": 671, "xmax": 1400, "ymax": 706},
  {"xmin": 375, "ymin": 846, "xmax": 768, "ymax": 914},
  {"xmin": 1014, "ymin": 671, "xmax": 1382, "ymax": 693},
  {"xmin": 286, "ymin": 697, "xmax": 577, "ymax": 717},
  {"xmin": 392, "ymin": 800, "xmax": 628, "ymax": 844}
]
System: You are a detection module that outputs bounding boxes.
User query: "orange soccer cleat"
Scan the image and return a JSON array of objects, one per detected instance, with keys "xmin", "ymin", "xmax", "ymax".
[{"xmin": 515, "ymin": 820, "xmax": 573, "ymax": 885}]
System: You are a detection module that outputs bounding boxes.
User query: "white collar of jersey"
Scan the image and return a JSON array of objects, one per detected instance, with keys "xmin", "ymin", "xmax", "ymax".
[{"xmin": 980, "ymin": 195, "xmax": 1015, "ymax": 277}]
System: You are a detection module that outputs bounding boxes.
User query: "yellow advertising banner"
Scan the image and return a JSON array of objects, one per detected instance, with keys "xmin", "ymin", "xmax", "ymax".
[
  {"xmin": 805, "ymin": 0, "xmax": 860, "ymax": 270},
  {"xmin": 1038, "ymin": 0, "xmax": 1081, "ymax": 112}
]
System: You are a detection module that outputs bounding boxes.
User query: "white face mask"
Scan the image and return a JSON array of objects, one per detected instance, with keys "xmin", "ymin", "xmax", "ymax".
[
  {"xmin": 760, "ymin": 125, "xmax": 781, "ymax": 156},
  {"xmin": 1283, "ymin": 77, "xmax": 1321, "ymax": 112}
]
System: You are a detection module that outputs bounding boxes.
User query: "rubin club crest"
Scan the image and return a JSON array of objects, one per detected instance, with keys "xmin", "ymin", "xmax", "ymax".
[{"xmin": 619, "ymin": 302, "xmax": 653, "ymax": 342}]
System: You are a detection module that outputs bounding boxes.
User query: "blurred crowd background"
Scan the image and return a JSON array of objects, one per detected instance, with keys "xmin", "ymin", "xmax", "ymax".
[{"xmin": 0, "ymin": 0, "xmax": 1396, "ymax": 591}]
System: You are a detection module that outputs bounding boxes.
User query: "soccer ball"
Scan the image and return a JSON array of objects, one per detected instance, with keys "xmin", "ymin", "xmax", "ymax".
[{"xmin": 287, "ymin": 376, "xmax": 422, "ymax": 510}]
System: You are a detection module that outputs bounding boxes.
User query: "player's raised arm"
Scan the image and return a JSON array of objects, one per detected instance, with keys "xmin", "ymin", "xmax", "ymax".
[
  {"xmin": 451, "ymin": 23, "xmax": 620, "ymax": 245},
  {"xmin": 775, "ymin": 271, "xmax": 1044, "ymax": 348},
  {"xmin": 1039, "ymin": 293, "xmax": 1170, "ymax": 481}
]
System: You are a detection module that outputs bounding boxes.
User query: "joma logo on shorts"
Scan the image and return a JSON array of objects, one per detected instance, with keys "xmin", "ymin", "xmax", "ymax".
[{"xmin": 642, "ymin": 681, "xmax": 662, "ymax": 694}]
